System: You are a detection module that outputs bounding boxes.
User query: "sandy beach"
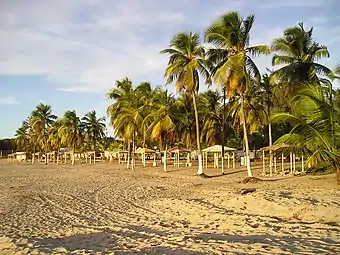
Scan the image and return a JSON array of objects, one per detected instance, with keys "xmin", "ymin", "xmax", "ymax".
[{"xmin": 0, "ymin": 160, "xmax": 339, "ymax": 255}]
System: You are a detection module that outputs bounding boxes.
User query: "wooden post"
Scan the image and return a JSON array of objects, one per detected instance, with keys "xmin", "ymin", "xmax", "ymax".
[
  {"xmin": 227, "ymin": 153, "xmax": 230, "ymax": 169},
  {"xmin": 206, "ymin": 152, "xmax": 208, "ymax": 169},
  {"xmin": 274, "ymin": 157, "xmax": 277, "ymax": 173},
  {"xmin": 290, "ymin": 152, "xmax": 293, "ymax": 173},
  {"xmin": 293, "ymin": 153, "xmax": 296, "ymax": 173},
  {"xmin": 262, "ymin": 150, "xmax": 265, "ymax": 175},
  {"xmin": 233, "ymin": 152, "xmax": 235, "ymax": 169},
  {"xmin": 164, "ymin": 146, "xmax": 167, "ymax": 172},
  {"xmin": 301, "ymin": 154, "xmax": 304, "ymax": 172},
  {"xmin": 281, "ymin": 153, "xmax": 284, "ymax": 172},
  {"xmin": 118, "ymin": 152, "xmax": 120, "ymax": 164}
]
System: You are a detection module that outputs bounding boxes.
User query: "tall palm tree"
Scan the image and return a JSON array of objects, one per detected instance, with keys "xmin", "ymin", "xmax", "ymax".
[
  {"xmin": 107, "ymin": 79, "xmax": 144, "ymax": 170},
  {"xmin": 30, "ymin": 103, "xmax": 57, "ymax": 154},
  {"xmin": 205, "ymin": 11, "xmax": 270, "ymax": 177},
  {"xmin": 160, "ymin": 31, "xmax": 210, "ymax": 176},
  {"xmin": 82, "ymin": 110, "xmax": 106, "ymax": 152},
  {"xmin": 59, "ymin": 110, "xmax": 82, "ymax": 151},
  {"xmin": 271, "ymin": 22, "xmax": 333, "ymax": 95}
]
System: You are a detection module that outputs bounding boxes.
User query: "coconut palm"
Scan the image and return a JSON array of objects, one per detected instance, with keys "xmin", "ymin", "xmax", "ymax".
[
  {"xmin": 30, "ymin": 103, "xmax": 57, "ymax": 153},
  {"xmin": 272, "ymin": 84, "xmax": 340, "ymax": 171},
  {"xmin": 107, "ymin": 79, "xmax": 150, "ymax": 170},
  {"xmin": 82, "ymin": 110, "xmax": 106, "ymax": 152},
  {"xmin": 160, "ymin": 31, "xmax": 210, "ymax": 176},
  {"xmin": 205, "ymin": 11, "xmax": 270, "ymax": 177},
  {"xmin": 47, "ymin": 120, "xmax": 63, "ymax": 152},
  {"xmin": 14, "ymin": 121, "xmax": 29, "ymax": 152},
  {"xmin": 173, "ymin": 94, "xmax": 196, "ymax": 149},
  {"xmin": 59, "ymin": 110, "xmax": 83, "ymax": 152},
  {"xmin": 271, "ymin": 23, "xmax": 333, "ymax": 95},
  {"xmin": 199, "ymin": 90, "xmax": 222, "ymax": 145},
  {"xmin": 144, "ymin": 88, "xmax": 176, "ymax": 150}
]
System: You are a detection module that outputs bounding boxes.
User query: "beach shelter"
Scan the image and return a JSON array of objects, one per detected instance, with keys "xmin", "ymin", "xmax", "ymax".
[
  {"xmin": 260, "ymin": 144, "xmax": 304, "ymax": 176},
  {"xmin": 202, "ymin": 145, "xmax": 236, "ymax": 169},
  {"xmin": 168, "ymin": 147, "xmax": 191, "ymax": 167},
  {"xmin": 135, "ymin": 147, "xmax": 156, "ymax": 167}
]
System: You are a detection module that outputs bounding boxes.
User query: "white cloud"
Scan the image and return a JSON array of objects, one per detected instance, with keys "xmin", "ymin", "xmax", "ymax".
[
  {"xmin": 0, "ymin": 0, "xmax": 184, "ymax": 93},
  {"xmin": 0, "ymin": 0, "xmax": 337, "ymax": 94},
  {"xmin": 0, "ymin": 96, "xmax": 19, "ymax": 105}
]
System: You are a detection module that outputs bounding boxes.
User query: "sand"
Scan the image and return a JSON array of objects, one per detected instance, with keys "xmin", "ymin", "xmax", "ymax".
[{"xmin": 0, "ymin": 159, "xmax": 339, "ymax": 255}]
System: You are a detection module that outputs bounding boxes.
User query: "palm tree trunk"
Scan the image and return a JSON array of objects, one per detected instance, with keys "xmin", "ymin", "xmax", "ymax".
[
  {"xmin": 132, "ymin": 135, "xmax": 135, "ymax": 171},
  {"xmin": 241, "ymin": 95, "xmax": 253, "ymax": 177},
  {"xmin": 192, "ymin": 92, "xmax": 203, "ymax": 175},
  {"xmin": 268, "ymin": 123, "xmax": 273, "ymax": 176},
  {"xmin": 126, "ymin": 140, "xmax": 130, "ymax": 169},
  {"xmin": 267, "ymin": 88, "xmax": 273, "ymax": 176}
]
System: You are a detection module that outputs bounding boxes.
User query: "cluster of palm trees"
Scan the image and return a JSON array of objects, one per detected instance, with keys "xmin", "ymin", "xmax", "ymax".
[
  {"xmin": 13, "ymin": 11, "xmax": 340, "ymax": 179},
  {"xmin": 15, "ymin": 103, "xmax": 106, "ymax": 154},
  {"xmin": 107, "ymin": 11, "xmax": 340, "ymax": 177}
]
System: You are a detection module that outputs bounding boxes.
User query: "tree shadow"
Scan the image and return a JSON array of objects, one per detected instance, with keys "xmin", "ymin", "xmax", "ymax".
[
  {"xmin": 31, "ymin": 232, "xmax": 117, "ymax": 253},
  {"xmin": 201, "ymin": 169, "xmax": 246, "ymax": 178},
  {"xmin": 29, "ymin": 228, "xmax": 207, "ymax": 255},
  {"xmin": 195, "ymin": 233, "xmax": 340, "ymax": 254}
]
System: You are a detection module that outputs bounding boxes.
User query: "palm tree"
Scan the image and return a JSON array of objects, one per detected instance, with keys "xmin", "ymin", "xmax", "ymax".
[
  {"xmin": 107, "ymin": 79, "xmax": 144, "ymax": 170},
  {"xmin": 59, "ymin": 110, "xmax": 82, "ymax": 152},
  {"xmin": 47, "ymin": 120, "xmax": 63, "ymax": 153},
  {"xmin": 144, "ymin": 88, "xmax": 176, "ymax": 150},
  {"xmin": 82, "ymin": 110, "xmax": 106, "ymax": 152},
  {"xmin": 205, "ymin": 11, "xmax": 270, "ymax": 177},
  {"xmin": 173, "ymin": 94, "xmax": 196, "ymax": 149},
  {"xmin": 199, "ymin": 90, "xmax": 223, "ymax": 145},
  {"xmin": 14, "ymin": 121, "xmax": 29, "ymax": 152},
  {"xmin": 271, "ymin": 22, "xmax": 333, "ymax": 95},
  {"xmin": 160, "ymin": 31, "xmax": 210, "ymax": 176},
  {"xmin": 30, "ymin": 103, "xmax": 57, "ymax": 154},
  {"xmin": 272, "ymin": 83, "xmax": 339, "ymax": 173}
]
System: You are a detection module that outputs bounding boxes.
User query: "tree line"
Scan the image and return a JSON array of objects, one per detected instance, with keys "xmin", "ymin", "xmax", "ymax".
[
  {"xmin": 9, "ymin": 11, "xmax": 340, "ymax": 179},
  {"xmin": 107, "ymin": 12, "xmax": 340, "ymax": 177}
]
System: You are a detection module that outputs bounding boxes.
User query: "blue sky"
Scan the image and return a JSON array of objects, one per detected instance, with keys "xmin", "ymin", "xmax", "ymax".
[{"xmin": 0, "ymin": 0, "xmax": 339, "ymax": 138}]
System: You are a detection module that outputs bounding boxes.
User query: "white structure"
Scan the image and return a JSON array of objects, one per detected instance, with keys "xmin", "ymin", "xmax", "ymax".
[
  {"xmin": 202, "ymin": 145, "xmax": 236, "ymax": 169},
  {"xmin": 8, "ymin": 152, "xmax": 26, "ymax": 162}
]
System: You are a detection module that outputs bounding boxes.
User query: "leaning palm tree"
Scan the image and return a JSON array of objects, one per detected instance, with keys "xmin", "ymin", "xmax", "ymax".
[
  {"xmin": 272, "ymin": 83, "xmax": 340, "ymax": 174},
  {"xmin": 205, "ymin": 11, "xmax": 270, "ymax": 177},
  {"xmin": 82, "ymin": 110, "xmax": 106, "ymax": 152},
  {"xmin": 160, "ymin": 31, "xmax": 210, "ymax": 176}
]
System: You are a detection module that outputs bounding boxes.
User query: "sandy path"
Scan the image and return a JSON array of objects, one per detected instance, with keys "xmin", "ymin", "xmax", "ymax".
[{"xmin": 0, "ymin": 160, "xmax": 339, "ymax": 254}]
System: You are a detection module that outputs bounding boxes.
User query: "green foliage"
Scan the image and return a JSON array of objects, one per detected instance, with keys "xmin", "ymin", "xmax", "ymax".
[{"xmin": 10, "ymin": 11, "xmax": 340, "ymax": 179}]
